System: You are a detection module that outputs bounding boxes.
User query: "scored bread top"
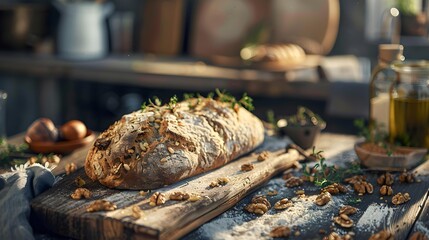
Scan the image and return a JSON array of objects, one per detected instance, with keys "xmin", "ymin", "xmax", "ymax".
[{"xmin": 85, "ymin": 97, "xmax": 264, "ymax": 190}]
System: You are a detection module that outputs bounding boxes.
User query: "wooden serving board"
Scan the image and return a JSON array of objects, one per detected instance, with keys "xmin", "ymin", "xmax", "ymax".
[{"xmin": 31, "ymin": 144, "xmax": 299, "ymax": 240}]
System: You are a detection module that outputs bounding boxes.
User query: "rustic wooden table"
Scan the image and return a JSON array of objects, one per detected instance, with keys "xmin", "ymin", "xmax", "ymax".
[{"xmin": 4, "ymin": 133, "xmax": 429, "ymax": 239}]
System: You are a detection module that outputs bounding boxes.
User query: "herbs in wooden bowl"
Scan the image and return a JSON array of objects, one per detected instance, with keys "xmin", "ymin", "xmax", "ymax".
[
  {"xmin": 277, "ymin": 106, "xmax": 326, "ymax": 150},
  {"xmin": 353, "ymin": 120, "xmax": 428, "ymax": 171}
]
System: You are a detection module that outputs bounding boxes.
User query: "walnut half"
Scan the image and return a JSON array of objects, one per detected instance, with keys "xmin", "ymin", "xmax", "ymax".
[
  {"xmin": 392, "ymin": 192, "xmax": 410, "ymax": 205},
  {"xmin": 339, "ymin": 205, "xmax": 357, "ymax": 216},
  {"xmin": 315, "ymin": 191, "xmax": 332, "ymax": 206},
  {"xmin": 333, "ymin": 214, "xmax": 354, "ymax": 228},
  {"xmin": 322, "ymin": 183, "xmax": 347, "ymax": 195},
  {"xmin": 377, "ymin": 172, "xmax": 394, "ymax": 186},
  {"xmin": 169, "ymin": 191, "xmax": 190, "ymax": 201},
  {"xmin": 70, "ymin": 188, "xmax": 91, "ymax": 200},
  {"xmin": 149, "ymin": 192, "xmax": 166, "ymax": 206},
  {"xmin": 245, "ymin": 195, "xmax": 271, "ymax": 215},
  {"xmin": 285, "ymin": 177, "xmax": 303, "ymax": 188},
  {"xmin": 380, "ymin": 185, "xmax": 393, "ymax": 196},
  {"xmin": 274, "ymin": 198, "xmax": 293, "ymax": 210},
  {"xmin": 86, "ymin": 200, "xmax": 117, "ymax": 212}
]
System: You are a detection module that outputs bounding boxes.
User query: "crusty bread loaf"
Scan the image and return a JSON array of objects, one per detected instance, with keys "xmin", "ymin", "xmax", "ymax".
[{"xmin": 85, "ymin": 97, "xmax": 264, "ymax": 190}]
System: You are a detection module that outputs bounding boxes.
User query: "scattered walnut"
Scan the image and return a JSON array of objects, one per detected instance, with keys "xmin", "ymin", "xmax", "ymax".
[
  {"xmin": 353, "ymin": 181, "xmax": 373, "ymax": 195},
  {"xmin": 209, "ymin": 177, "xmax": 230, "ymax": 188},
  {"xmin": 74, "ymin": 176, "xmax": 86, "ymax": 187},
  {"xmin": 274, "ymin": 198, "xmax": 293, "ymax": 210},
  {"xmin": 315, "ymin": 191, "xmax": 332, "ymax": 206},
  {"xmin": 322, "ymin": 183, "xmax": 348, "ymax": 195},
  {"xmin": 282, "ymin": 172, "xmax": 294, "ymax": 180},
  {"xmin": 257, "ymin": 151, "xmax": 270, "ymax": 161},
  {"xmin": 344, "ymin": 175, "xmax": 366, "ymax": 184},
  {"xmin": 380, "ymin": 185, "xmax": 393, "ymax": 196},
  {"xmin": 339, "ymin": 205, "xmax": 357, "ymax": 216},
  {"xmin": 65, "ymin": 163, "xmax": 77, "ymax": 175},
  {"xmin": 245, "ymin": 195, "xmax": 271, "ymax": 215},
  {"xmin": 392, "ymin": 192, "xmax": 410, "ymax": 205},
  {"xmin": 70, "ymin": 188, "xmax": 91, "ymax": 200},
  {"xmin": 285, "ymin": 177, "xmax": 303, "ymax": 188},
  {"xmin": 169, "ymin": 191, "xmax": 190, "ymax": 201},
  {"xmin": 333, "ymin": 214, "xmax": 354, "ymax": 228},
  {"xmin": 189, "ymin": 194, "xmax": 202, "ymax": 202},
  {"xmin": 241, "ymin": 163, "xmax": 254, "ymax": 172},
  {"xmin": 409, "ymin": 231, "xmax": 429, "ymax": 240},
  {"xmin": 267, "ymin": 190, "xmax": 278, "ymax": 196},
  {"xmin": 149, "ymin": 192, "xmax": 166, "ymax": 206},
  {"xmin": 245, "ymin": 203, "xmax": 269, "ymax": 215},
  {"xmin": 86, "ymin": 200, "xmax": 117, "ymax": 212},
  {"xmin": 399, "ymin": 170, "xmax": 416, "ymax": 183},
  {"xmin": 377, "ymin": 172, "xmax": 394, "ymax": 186},
  {"xmin": 369, "ymin": 230, "xmax": 394, "ymax": 240},
  {"xmin": 131, "ymin": 205, "xmax": 142, "ymax": 219},
  {"xmin": 269, "ymin": 226, "xmax": 291, "ymax": 238}
]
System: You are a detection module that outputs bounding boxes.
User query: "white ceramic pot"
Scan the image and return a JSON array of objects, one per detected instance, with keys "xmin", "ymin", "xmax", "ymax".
[{"xmin": 54, "ymin": 1, "xmax": 114, "ymax": 60}]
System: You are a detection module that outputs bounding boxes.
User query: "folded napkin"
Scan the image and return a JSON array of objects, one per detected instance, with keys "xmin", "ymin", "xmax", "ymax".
[{"xmin": 0, "ymin": 163, "xmax": 55, "ymax": 240}]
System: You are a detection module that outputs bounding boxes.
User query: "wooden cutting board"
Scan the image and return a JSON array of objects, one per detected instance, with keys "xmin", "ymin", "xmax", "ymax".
[{"xmin": 31, "ymin": 142, "xmax": 300, "ymax": 240}]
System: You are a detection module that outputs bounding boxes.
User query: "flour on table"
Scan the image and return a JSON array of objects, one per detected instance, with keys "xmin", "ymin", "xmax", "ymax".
[
  {"xmin": 356, "ymin": 203, "xmax": 394, "ymax": 232},
  {"xmin": 185, "ymin": 178, "xmax": 346, "ymax": 240}
]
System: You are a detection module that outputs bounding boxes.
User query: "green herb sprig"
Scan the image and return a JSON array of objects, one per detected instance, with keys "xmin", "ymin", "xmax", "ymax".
[{"xmin": 302, "ymin": 147, "xmax": 362, "ymax": 188}]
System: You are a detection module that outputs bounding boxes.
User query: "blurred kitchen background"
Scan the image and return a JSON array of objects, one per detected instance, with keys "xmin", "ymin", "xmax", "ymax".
[{"xmin": 0, "ymin": 0, "xmax": 428, "ymax": 136}]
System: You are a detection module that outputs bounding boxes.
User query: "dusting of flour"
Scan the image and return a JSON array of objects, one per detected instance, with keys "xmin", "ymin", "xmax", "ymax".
[
  {"xmin": 356, "ymin": 203, "xmax": 395, "ymax": 232},
  {"xmin": 184, "ymin": 178, "xmax": 345, "ymax": 240}
]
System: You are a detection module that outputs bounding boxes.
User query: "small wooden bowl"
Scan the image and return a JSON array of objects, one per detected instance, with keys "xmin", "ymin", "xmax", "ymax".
[
  {"xmin": 25, "ymin": 130, "xmax": 95, "ymax": 154},
  {"xmin": 355, "ymin": 141, "xmax": 427, "ymax": 171}
]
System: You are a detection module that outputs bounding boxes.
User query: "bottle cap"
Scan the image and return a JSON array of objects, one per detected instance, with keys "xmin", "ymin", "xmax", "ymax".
[{"xmin": 379, "ymin": 44, "xmax": 404, "ymax": 63}]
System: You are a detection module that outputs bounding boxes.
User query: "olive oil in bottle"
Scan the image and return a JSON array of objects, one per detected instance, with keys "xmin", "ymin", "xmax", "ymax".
[
  {"xmin": 389, "ymin": 61, "xmax": 429, "ymax": 148},
  {"xmin": 390, "ymin": 98, "xmax": 429, "ymax": 148}
]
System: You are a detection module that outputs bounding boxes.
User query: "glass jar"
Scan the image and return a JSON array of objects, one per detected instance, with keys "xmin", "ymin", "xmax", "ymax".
[
  {"xmin": 369, "ymin": 44, "xmax": 404, "ymax": 139},
  {"xmin": 389, "ymin": 61, "xmax": 429, "ymax": 148}
]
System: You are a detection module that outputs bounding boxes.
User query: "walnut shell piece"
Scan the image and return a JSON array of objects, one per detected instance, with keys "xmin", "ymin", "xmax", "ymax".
[
  {"xmin": 169, "ymin": 191, "xmax": 190, "ymax": 201},
  {"xmin": 392, "ymin": 192, "xmax": 410, "ymax": 205},
  {"xmin": 315, "ymin": 191, "xmax": 332, "ymax": 206},
  {"xmin": 339, "ymin": 205, "xmax": 357, "ymax": 216},
  {"xmin": 333, "ymin": 214, "xmax": 354, "ymax": 228},
  {"xmin": 70, "ymin": 188, "xmax": 91, "ymax": 200},
  {"xmin": 269, "ymin": 226, "xmax": 291, "ymax": 238},
  {"xmin": 86, "ymin": 200, "xmax": 117, "ymax": 212},
  {"xmin": 380, "ymin": 185, "xmax": 393, "ymax": 196},
  {"xmin": 274, "ymin": 198, "xmax": 293, "ymax": 210},
  {"xmin": 369, "ymin": 230, "xmax": 394, "ymax": 240},
  {"xmin": 149, "ymin": 192, "xmax": 166, "ymax": 206},
  {"xmin": 285, "ymin": 177, "xmax": 303, "ymax": 188}
]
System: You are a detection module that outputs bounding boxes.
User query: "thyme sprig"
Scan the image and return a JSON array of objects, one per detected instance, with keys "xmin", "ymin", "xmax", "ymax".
[{"xmin": 302, "ymin": 147, "xmax": 362, "ymax": 188}]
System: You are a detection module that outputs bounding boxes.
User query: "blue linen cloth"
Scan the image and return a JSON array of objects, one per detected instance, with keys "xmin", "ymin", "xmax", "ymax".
[{"xmin": 0, "ymin": 163, "xmax": 55, "ymax": 240}]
